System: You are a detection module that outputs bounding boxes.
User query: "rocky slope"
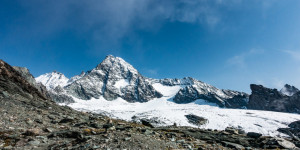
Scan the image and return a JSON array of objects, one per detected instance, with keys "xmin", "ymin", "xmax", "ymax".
[
  {"xmin": 248, "ymin": 84, "xmax": 300, "ymax": 113},
  {"xmin": 3, "ymin": 60, "xmax": 300, "ymax": 149},
  {"xmin": 36, "ymin": 55, "xmax": 248, "ymax": 108}
]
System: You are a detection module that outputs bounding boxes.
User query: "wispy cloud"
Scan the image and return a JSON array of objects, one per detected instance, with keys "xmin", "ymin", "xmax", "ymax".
[
  {"xmin": 283, "ymin": 50, "xmax": 300, "ymax": 61},
  {"xmin": 143, "ymin": 68, "xmax": 158, "ymax": 76},
  {"xmin": 227, "ymin": 49, "xmax": 264, "ymax": 68},
  {"xmin": 9, "ymin": 0, "xmax": 262, "ymax": 45}
]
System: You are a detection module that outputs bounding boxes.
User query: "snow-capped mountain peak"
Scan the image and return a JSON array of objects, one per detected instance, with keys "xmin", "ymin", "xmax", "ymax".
[
  {"xmin": 280, "ymin": 84, "xmax": 299, "ymax": 96},
  {"xmin": 36, "ymin": 71, "xmax": 69, "ymax": 90},
  {"xmin": 95, "ymin": 55, "xmax": 138, "ymax": 75},
  {"xmin": 35, "ymin": 55, "xmax": 248, "ymax": 107}
]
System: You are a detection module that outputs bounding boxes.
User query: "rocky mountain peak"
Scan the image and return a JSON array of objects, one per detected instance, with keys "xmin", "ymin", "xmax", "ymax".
[
  {"xmin": 280, "ymin": 84, "xmax": 299, "ymax": 96},
  {"xmin": 62, "ymin": 55, "xmax": 162, "ymax": 102},
  {"xmin": 95, "ymin": 55, "xmax": 138, "ymax": 76},
  {"xmin": 36, "ymin": 71, "xmax": 69, "ymax": 90}
]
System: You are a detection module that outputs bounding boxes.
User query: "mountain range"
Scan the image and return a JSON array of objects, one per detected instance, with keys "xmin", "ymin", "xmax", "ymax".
[
  {"xmin": 2, "ymin": 57, "xmax": 300, "ymax": 149},
  {"xmin": 36, "ymin": 55, "xmax": 300, "ymax": 113}
]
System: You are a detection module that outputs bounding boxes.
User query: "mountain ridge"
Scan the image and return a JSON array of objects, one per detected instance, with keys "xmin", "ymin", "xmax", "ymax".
[{"xmin": 36, "ymin": 55, "xmax": 248, "ymax": 108}]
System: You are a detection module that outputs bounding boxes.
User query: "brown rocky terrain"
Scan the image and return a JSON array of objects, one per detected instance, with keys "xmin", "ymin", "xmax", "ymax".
[{"xmin": 1, "ymin": 59, "xmax": 300, "ymax": 150}]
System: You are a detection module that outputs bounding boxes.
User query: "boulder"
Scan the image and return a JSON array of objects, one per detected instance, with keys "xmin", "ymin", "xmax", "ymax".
[
  {"xmin": 185, "ymin": 114, "xmax": 208, "ymax": 126},
  {"xmin": 246, "ymin": 132, "xmax": 262, "ymax": 138}
]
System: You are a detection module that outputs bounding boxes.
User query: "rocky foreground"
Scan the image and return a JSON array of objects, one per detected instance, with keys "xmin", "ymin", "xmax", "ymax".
[{"xmin": 1, "ymin": 59, "xmax": 300, "ymax": 150}]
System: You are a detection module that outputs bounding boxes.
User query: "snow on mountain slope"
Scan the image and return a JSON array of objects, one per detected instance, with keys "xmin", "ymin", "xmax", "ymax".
[
  {"xmin": 152, "ymin": 83, "xmax": 182, "ymax": 97},
  {"xmin": 67, "ymin": 71, "xmax": 85, "ymax": 85},
  {"xmin": 36, "ymin": 71, "xmax": 69, "ymax": 90},
  {"xmin": 35, "ymin": 55, "xmax": 300, "ymax": 137},
  {"xmin": 280, "ymin": 84, "xmax": 300, "ymax": 96},
  {"xmin": 65, "ymin": 96, "xmax": 300, "ymax": 137}
]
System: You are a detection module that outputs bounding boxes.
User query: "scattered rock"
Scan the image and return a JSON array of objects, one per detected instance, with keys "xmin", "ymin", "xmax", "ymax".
[
  {"xmin": 48, "ymin": 130, "xmax": 83, "ymax": 139},
  {"xmin": 222, "ymin": 141, "xmax": 245, "ymax": 150}
]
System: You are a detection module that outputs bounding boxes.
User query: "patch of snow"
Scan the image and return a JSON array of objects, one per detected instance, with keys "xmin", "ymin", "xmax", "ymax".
[
  {"xmin": 65, "ymin": 95, "xmax": 300, "ymax": 137},
  {"xmin": 152, "ymin": 83, "xmax": 182, "ymax": 97},
  {"xmin": 281, "ymin": 88, "xmax": 292, "ymax": 96},
  {"xmin": 114, "ymin": 79, "xmax": 130, "ymax": 88}
]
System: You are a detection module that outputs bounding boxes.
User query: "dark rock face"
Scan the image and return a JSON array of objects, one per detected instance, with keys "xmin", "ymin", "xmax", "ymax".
[
  {"xmin": 13, "ymin": 66, "xmax": 51, "ymax": 100},
  {"xmin": 65, "ymin": 55, "xmax": 162, "ymax": 102},
  {"xmin": 173, "ymin": 78, "xmax": 249, "ymax": 108},
  {"xmin": 248, "ymin": 84, "xmax": 300, "ymax": 113},
  {"xmin": 0, "ymin": 60, "xmax": 47, "ymax": 100}
]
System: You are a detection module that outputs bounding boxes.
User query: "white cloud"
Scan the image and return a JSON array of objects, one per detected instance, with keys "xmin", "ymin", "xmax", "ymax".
[
  {"xmin": 227, "ymin": 49, "xmax": 264, "ymax": 68},
  {"xmin": 14, "ymin": 0, "xmax": 261, "ymax": 43},
  {"xmin": 283, "ymin": 50, "xmax": 300, "ymax": 61}
]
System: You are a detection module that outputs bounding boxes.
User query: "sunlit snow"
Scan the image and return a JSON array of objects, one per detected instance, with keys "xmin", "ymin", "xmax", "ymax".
[
  {"xmin": 64, "ymin": 95, "xmax": 300, "ymax": 137},
  {"xmin": 114, "ymin": 79, "xmax": 130, "ymax": 89},
  {"xmin": 152, "ymin": 83, "xmax": 183, "ymax": 97}
]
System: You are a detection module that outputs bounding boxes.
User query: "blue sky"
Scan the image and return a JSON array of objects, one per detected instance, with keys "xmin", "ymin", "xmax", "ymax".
[{"xmin": 1, "ymin": 0, "xmax": 300, "ymax": 93}]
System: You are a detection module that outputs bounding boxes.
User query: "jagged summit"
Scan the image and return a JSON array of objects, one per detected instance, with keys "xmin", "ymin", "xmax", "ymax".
[
  {"xmin": 35, "ymin": 55, "xmax": 247, "ymax": 107},
  {"xmin": 280, "ymin": 84, "xmax": 299, "ymax": 96},
  {"xmin": 36, "ymin": 71, "xmax": 69, "ymax": 90},
  {"xmin": 95, "ymin": 55, "xmax": 138, "ymax": 75},
  {"xmin": 62, "ymin": 55, "xmax": 162, "ymax": 102}
]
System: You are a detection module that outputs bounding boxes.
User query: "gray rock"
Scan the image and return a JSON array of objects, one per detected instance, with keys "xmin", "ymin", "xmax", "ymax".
[
  {"xmin": 276, "ymin": 138, "xmax": 296, "ymax": 149},
  {"xmin": 248, "ymin": 84, "xmax": 300, "ymax": 113},
  {"xmin": 222, "ymin": 141, "xmax": 245, "ymax": 150},
  {"xmin": 185, "ymin": 114, "xmax": 208, "ymax": 126},
  {"xmin": 247, "ymin": 132, "xmax": 262, "ymax": 138},
  {"xmin": 176, "ymin": 139, "xmax": 185, "ymax": 144},
  {"xmin": 13, "ymin": 66, "xmax": 51, "ymax": 100},
  {"xmin": 141, "ymin": 119, "xmax": 155, "ymax": 128},
  {"xmin": 28, "ymin": 140, "xmax": 40, "ymax": 146}
]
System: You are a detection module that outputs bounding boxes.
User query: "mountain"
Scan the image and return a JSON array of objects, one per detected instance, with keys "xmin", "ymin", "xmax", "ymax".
[
  {"xmin": 2, "ymin": 59, "xmax": 214, "ymax": 149},
  {"xmin": 36, "ymin": 71, "xmax": 69, "ymax": 90},
  {"xmin": 280, "ymin": 84, "xmax": 300, "ymax": 96},
  {"xmin": 36, "ymin": 55, "xmax": 248, "ymax": 108},
  {"xmin": 64, "ymin": 55, "xmax": 163, "ymax": 102},
  {"xmin": 248, "ymin": 84, "xmax": 300, "ymax": 113},
  {"xmin": 2, "ymin": 59, "xmax": 300, "ymax": 149}
]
